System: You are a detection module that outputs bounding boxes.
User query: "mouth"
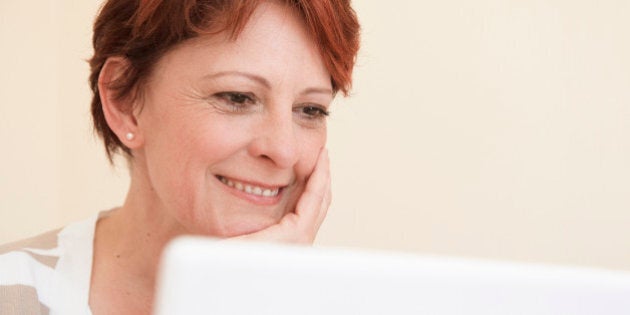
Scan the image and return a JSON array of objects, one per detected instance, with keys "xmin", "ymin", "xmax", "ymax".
[{"xmin": 215, "ymin": 175, "xmax": 284, "ymax": 203}]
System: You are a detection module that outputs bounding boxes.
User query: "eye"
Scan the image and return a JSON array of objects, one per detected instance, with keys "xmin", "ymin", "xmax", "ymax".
[
  {"xmin": 213, "ymin": 91, "xmax": 257, "ymax": 111},
  {"xmin": 294, "ymin": 104, "xmax": 330, "ymax": 120}
]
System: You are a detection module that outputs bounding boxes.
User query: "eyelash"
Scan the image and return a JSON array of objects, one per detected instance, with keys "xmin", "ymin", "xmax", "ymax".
[
  {"xmin": 214, "ymin": 91, "xmax": 256, "ymax": 112},
  {"xmin": 212, "ymin": 91, "xmax": 330, "ymax": 120},
  {"xmin": 294, "ymin": 105, "xmax": 330, "ymax": 120}
]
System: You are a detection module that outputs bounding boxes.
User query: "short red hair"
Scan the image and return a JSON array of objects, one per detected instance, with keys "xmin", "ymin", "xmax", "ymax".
[{"xmin": 89, "ymin": 0, "xmax": 360, "ymax": 161}]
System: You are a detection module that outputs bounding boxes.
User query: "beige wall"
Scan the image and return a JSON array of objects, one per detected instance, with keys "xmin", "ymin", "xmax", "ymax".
[
  {"xmin": 1, "ymin": 1, "xmax": 629, "ymax": 270},
  {"xmin": 0, "ymin": 0, "xmax": 128, "ymax": 242}
]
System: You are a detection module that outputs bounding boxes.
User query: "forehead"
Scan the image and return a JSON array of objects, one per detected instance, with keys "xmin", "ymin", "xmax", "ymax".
[{"xmin": 152, "ymin": 1, "xmax": 330, "ymax": 90}]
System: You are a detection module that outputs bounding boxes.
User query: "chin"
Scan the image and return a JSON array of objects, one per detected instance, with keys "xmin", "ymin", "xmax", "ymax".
[{"xmin": 212, "ymin": 214, "xmax": 281, "ymax": 238}]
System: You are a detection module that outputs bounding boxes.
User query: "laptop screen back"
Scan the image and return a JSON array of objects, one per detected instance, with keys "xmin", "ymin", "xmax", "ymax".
[{"xmin": 154, "ymin": 237, "xmax": 630, "ymax": 315}]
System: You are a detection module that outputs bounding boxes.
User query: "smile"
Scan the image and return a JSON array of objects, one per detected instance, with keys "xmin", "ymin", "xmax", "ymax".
[{"xmin": 216, "ymin": 175, "xmax": 281, "ymax": 197}]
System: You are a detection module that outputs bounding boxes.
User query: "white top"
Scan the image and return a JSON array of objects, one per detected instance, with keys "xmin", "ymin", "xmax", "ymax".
[{"xmin": 0, "ymin": 212, "xmax": 99, "ymax": 315}]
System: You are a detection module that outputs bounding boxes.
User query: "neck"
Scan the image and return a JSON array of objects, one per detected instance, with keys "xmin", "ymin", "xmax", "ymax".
[{"xmin": 89, "ymin": 160, "xmax": 187, "ymax": 314}]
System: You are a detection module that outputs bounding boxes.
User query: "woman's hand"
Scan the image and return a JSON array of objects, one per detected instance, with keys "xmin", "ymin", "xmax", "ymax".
[{"xmin": 234, "ymin": 148, "xmax": 331, "ymax": 244}]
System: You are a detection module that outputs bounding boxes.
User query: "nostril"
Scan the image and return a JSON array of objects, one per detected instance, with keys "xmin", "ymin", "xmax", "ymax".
[{"xmin": 247, "ymin": 132, "xmax": 299, "ymax": 169}]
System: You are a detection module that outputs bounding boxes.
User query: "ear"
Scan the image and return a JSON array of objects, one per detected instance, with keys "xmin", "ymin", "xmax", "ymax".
[{"xmin": 98, "ymin": 56, "xmax": 144, "ymax": 150}]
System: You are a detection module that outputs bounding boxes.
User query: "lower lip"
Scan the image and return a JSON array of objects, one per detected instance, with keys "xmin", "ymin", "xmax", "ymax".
[{"xmin": 216, "ymin": 176, "xmax": 283, "ymax": 206}]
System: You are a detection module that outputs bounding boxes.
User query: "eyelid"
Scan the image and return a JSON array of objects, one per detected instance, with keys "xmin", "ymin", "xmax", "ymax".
[
  {"xmin": 303, "ymin": 103, "xmax": 329, "ymax": 113},
  {"xmin": 215, "ymin": 91, "xmax": 257, "ymax": 102},
  {"xmin": 309, "ymin": 106, "xmax": 330, "ymax": 116},
  {"xmin": 294, "ymin": 103, "xmax": 330, "ymax": 120},
  {"xmin": 209, "ymin": 91, "xmax": 260, "ymax": 115}
]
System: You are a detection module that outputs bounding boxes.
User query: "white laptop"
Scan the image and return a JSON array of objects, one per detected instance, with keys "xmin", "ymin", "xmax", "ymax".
[{"xmin": 154, "ymin": 237, "xmax": 630, "ymax": 315}]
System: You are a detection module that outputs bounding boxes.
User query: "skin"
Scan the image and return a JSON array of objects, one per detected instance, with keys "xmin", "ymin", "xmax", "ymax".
[{"xmin": 90, "ymin": 2, "xmax": 333, "ymax": 314}]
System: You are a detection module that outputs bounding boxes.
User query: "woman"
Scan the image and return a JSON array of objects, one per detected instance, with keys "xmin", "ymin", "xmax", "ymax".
[{"xmin": 0, "ymin": 0, "xmax": 359, "ymax": 314}]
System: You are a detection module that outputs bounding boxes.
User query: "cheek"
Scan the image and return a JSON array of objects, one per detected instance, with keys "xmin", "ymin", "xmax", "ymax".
[
  {"xmin": 193, "ymin": 117, "xmax": 260, "ymax": 164},
  {"xmin": 142, "ymin": 111, "xmax": 250, "ymax": 194},
  {"xmin": 295, "ymin": 128, "xmax": 327, "ymax": 180},
  {"xmin": 174, "ymin": 113, "xmax": 252, "ymax": 163}
]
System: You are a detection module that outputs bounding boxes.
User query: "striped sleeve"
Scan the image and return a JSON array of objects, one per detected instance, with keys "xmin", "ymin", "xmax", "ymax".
[{"xmin": 0, "ymin": 228, "xmax": 62, "ymax": 315}]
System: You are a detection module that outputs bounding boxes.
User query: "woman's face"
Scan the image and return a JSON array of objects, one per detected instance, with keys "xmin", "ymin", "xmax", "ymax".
[{"xmin": 134, "ymin": 2, "xmax": 332, "ymax": 236}]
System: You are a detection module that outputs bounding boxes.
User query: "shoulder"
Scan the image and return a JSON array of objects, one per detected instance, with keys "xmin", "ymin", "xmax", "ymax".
[
  {"xmin": 0, "ymin": 228, "xmax": 63, "ymax": 274},
  {"xmin": 0, "ymin": 284, "xmax": 51, "ymax": 314},
  {"xmin": 0, "ymin": 228, "xmax": 62, "ymax": 256},
  {"xmin": 0, "ymin": 210, "xmax": 107, "ymax": 314},
  {"xmin": 0, "ymin": 228, "xmax": 62, "ymax": 315}
]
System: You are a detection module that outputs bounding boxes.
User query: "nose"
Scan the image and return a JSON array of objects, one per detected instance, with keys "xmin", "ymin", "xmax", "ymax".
[{"xmin": 247, "ymin": 109, "xmax": 299, "ymax": 169}]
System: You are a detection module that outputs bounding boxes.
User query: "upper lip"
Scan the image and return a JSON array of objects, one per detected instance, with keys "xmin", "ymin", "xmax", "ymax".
[{"xmin": 216, "ymin": 175, "xmax": 289, "ymax": 189}]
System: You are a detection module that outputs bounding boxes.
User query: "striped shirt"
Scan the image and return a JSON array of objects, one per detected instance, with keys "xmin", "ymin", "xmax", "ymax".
[{"xmin": 0, "ymin": 212, "xmax": 100, "ymax": 315}]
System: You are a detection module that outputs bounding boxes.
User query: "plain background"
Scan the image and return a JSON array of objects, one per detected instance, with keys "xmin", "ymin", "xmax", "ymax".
[{"xmin": 1, "ymin": 0, "xmax": 629, "ymax": 270}]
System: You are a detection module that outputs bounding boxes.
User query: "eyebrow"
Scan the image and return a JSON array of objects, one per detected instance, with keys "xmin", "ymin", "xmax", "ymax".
[
  {"xmin": 203, "ymin": 71, "xmax": 333, "ymax": 96},
  {"xmin": 301, "ymin": 87, "xmax": 334, "ymax": 97}
]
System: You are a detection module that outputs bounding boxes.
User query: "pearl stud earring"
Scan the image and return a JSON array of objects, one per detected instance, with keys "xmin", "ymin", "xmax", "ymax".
[{"xmin": 125, "ymin": 132, "xmax": 135, "ymax": 141}]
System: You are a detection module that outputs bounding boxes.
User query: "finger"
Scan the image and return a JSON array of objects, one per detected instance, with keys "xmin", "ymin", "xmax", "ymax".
[
  {"xmin": 295, "ymin": 148, "xmax": 330, "ymax": 229},
  {"xmin": 232, "ymin": 148, "xmax": 330, "ymax": 245},
  {"xmin": 314, "ymin": 173, "xmax": 332, "ymax": 230}
]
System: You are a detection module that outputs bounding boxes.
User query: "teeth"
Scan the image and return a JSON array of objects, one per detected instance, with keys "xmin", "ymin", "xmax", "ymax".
[{"xmin": 218, "ymin": 176, "xmax": 279, "ymax": 197}]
